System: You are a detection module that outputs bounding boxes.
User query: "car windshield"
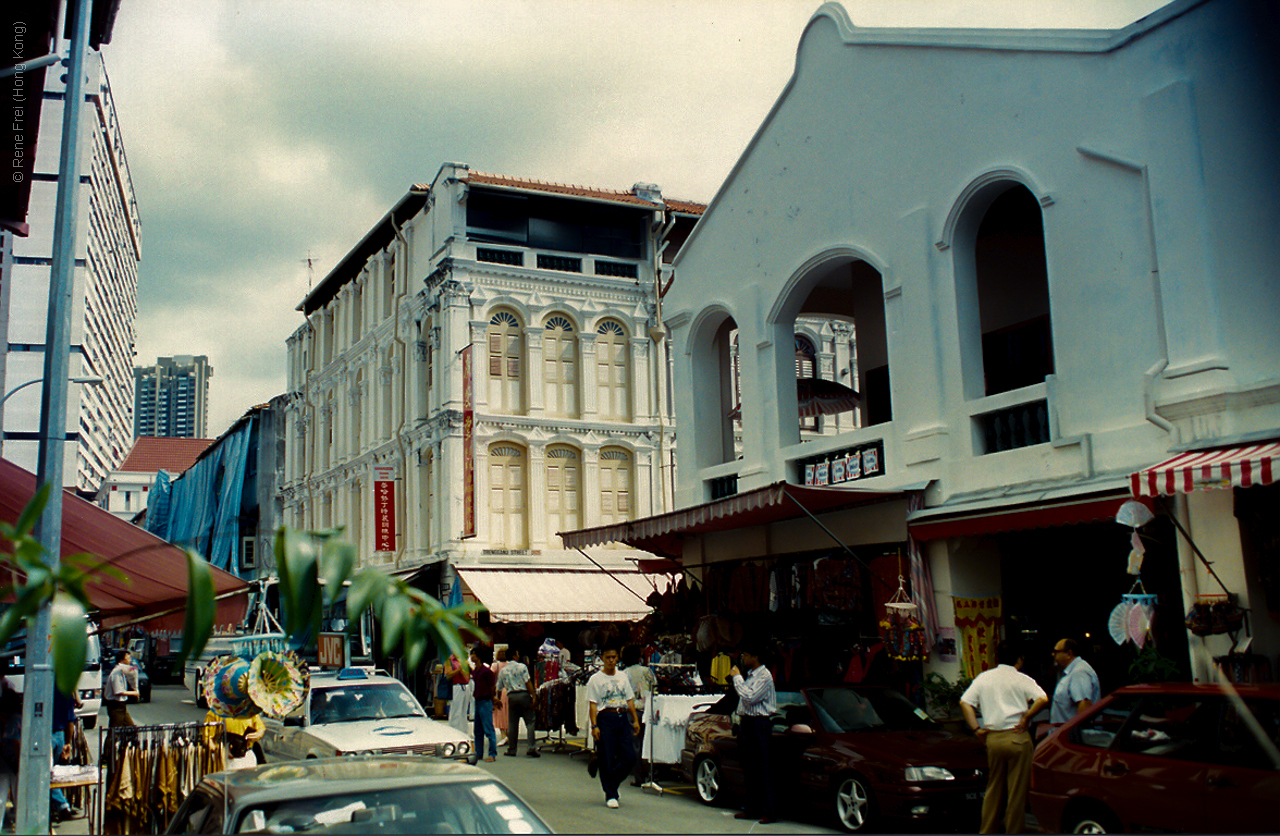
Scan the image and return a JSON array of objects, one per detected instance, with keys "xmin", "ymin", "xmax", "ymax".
[
  {"xmin": 310, "ymin": 683, "xmax": 426, "ymax": 725},
  {"xmin": 234, "ymin": 780, "xmax": 550, "ymax": 834},
  {"xmin": 806, "ymin": 687, "xmax": 937, "ymax": 733}
]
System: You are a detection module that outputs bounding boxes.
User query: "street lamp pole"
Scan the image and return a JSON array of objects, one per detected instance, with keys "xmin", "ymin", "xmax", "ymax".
[
  {"xmin": 0, "ymin": 375, "xmax": 104, "ymax": 406},
  {"xmin": 16, "ymin": 0, "xmax": 92, "ymax": 831}
]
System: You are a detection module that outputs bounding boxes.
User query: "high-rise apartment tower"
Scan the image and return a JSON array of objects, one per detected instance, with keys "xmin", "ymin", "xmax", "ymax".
[{"xmin": 134, "ymin": 355, "xmax": 213, "ymax": 439}]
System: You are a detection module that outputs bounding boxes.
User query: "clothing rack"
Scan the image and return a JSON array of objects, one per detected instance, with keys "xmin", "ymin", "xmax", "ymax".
[{"xmin": 98, "ymin": 721, "xmax": 224, "ymax": 835}]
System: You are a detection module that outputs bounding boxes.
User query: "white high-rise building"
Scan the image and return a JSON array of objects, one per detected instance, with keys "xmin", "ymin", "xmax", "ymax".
[
  {"xmin": 134, "ymin": 355, "xmax": 213, "ymax": 439},
  {"xmin": 0, "ymin": 50, "xmax": 140, "ymax": 497}
]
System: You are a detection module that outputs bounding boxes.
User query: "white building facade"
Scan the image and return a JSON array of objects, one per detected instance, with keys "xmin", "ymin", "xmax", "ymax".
[
  {"xmin": 283, "ymin": 164, "xmax": 701, "ymax": 608},
  {"xmin": 0, "ymin": 51, "xmax": 140, "ymax": 496},
  {"xmin": 588, "ymin": 0, "xmax": 1278, "ymax": 687}
]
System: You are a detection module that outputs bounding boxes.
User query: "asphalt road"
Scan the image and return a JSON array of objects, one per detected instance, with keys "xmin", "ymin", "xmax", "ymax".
[{"xmin": 59, "ymin": 684, "xmax": 843, "ymax": 835}]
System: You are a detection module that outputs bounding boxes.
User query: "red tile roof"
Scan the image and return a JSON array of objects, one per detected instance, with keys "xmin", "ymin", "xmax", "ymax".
[
  {"xmin": 117, "ymin": 436, "xmax": 214, "ymax": 475},
  {"xmin": 413, "ymin": 171, "xmax": 706, "ymax": 215}
]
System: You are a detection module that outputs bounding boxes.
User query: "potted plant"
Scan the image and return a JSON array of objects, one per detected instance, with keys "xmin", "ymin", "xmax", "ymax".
[{"xmin": 922, "ymin": 671, "xmax": 972, "ymax": 733}]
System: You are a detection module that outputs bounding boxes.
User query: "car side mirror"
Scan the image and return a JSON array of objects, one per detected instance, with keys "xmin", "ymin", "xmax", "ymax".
[{"xmin": 788, "ymin": 723, "xmax": 815, "ymax": 735}]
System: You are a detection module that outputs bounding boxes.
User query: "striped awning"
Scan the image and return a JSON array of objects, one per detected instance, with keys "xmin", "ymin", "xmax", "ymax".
[{"xmin": 1129, "ymin": 441, "xmax": 1280, "ymax": 497}]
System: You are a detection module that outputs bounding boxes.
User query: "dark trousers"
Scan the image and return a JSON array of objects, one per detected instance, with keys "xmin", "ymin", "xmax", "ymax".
[
  {"xmin": 595, "ymin": 711, "xmax": 635, "ymax": 801},
  {"xmin": 633, "ymin": 721, "xmax": 647, "ymax": 783},
  {"xmin": 106, "ymin": 701, "xmax": 135, "ymax": 728},
  {"xmin": 505, "ymin": 691, "xmax": 536, "ymax": 754},
  {"xmin": 473, "ymin": 699, "xmax": 497, "ymax": 758},
  {"xmin": 738, "ymin": 715, "xmax": 775, "ymax": 816}
]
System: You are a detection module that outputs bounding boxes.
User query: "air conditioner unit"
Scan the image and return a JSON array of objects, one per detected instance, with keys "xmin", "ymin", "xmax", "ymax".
[{"xmin": 241, "ymin": 536, "xmax": 256, "ymax": 571}]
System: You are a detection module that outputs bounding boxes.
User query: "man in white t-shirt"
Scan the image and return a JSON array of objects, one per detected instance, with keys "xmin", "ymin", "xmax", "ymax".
[
  {"xmin": 585, "ymin": 645, "xmax": 640, "ymax": 809},
  {"xmin": 961, "ymin": 641, "xmax": 1049, "ymax": 834}
]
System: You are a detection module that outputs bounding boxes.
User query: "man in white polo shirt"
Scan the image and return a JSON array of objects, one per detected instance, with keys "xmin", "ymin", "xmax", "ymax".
[{"xmin": 961, "ymin": 641, "xmax": 1048, "ymax": 834}]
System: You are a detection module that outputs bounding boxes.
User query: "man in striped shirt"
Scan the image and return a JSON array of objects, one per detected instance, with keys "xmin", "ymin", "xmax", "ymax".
[{"xmin": 731, "ymin": 641, "xmax": 777, "ymax": 825}]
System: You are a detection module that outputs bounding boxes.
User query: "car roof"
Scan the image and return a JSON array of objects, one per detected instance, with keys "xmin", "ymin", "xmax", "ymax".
[
  {"xmin": 201, "ymin": 756, "xmax": 499, "ymax": 805},
  {"xmin": 309, "ymin": 671, "xmax": 403, "ymax": 688}
]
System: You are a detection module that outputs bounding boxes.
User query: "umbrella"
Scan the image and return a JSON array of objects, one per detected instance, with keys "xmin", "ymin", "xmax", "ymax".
[{"xmin": 729, "ymin": 377, "xmax": 862, "ymax": 419}]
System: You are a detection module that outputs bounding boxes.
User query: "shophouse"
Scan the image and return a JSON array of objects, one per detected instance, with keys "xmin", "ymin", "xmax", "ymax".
[
  {"xmin": 282, "ymin": 164, "xmax": 702, "ymax": 674},
  {"xmin": 565, "ymin": 0, "xmax": 1279, "ymax": 693}
]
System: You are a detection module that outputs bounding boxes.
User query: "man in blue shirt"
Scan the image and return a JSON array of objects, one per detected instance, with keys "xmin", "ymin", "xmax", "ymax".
[
  {"xmin": 1050, "ymin": 638, "xmax": 1100, "ymax": 723},
  {"xmin": 731, "ymin": 641, "xmax": 777, "ymax": 825}
]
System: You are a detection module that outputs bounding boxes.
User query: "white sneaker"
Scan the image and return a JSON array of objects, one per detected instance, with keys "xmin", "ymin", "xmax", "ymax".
[{"xmin": 605, "ymin": 798, "xmax": 619, "ymax": 809}]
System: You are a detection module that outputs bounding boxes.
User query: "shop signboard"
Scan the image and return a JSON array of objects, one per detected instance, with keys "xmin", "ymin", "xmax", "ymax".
[
  {"xmin": 801, "ymin": 439, "xmax": 885, "ymax": 486},
  {"xmin": 374, "ymin": 465, "xmax": 396, "ymax": 552}
]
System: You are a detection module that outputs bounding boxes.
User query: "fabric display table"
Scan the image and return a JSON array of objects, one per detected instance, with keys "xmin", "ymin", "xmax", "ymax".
[{"xmin": 642, "ymin": 694, "xmax": 719, "ymax": 764}]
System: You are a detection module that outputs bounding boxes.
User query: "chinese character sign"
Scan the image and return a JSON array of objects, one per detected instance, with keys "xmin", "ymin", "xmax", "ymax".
[
  {"xmin": 953, "ymin": 596, "xmax": 1003, "ymax": 679},
  {"xmin": 374, "ymin": 466, "xmax": 396, "ymax": 552}
]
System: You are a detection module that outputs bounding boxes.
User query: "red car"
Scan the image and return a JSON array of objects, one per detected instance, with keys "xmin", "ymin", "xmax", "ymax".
[
  {"xmin": 1030, "ymin": 682, "xmax": 1280, "ymax": 833},
  {"xmin": 680, "ymin": 685, "xmax": 986, "ymax": 832}
]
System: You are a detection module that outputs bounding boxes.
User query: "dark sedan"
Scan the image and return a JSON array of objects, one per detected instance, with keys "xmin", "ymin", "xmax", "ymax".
[
  {"xmin": 680, "ymin": 685, "xmax": 986, "ymax": 832},
  {"xmin": 1030, "ymin": 682, "xmax": 1280, "ymax": 833}
]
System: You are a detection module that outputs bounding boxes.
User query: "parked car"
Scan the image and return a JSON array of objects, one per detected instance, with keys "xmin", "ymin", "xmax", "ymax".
[
  {"xmin": 164, "ymin": 755, "xmax": 552, "ymax": 833},
  {"xmin": 680, "ymin": 685, "xmax": 986, "ymax": 832},
  {"xmin": 261, "ymin": 667, "xmax": 472, "ymax": 760},
  {"xmin": 1030, "ymin": 681, "xmax": 1280, "ymax": 834}
]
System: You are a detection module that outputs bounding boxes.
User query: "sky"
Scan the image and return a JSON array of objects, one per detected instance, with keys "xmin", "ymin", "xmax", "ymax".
[{"xmin": 102, "ymin": 0, "xmax": 1169, "ymax": 438}]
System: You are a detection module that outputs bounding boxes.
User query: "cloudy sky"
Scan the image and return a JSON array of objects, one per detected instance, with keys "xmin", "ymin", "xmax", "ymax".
[{"xmin": 102, "ymin": 0, "xmax": 1167, "ymax": 437}]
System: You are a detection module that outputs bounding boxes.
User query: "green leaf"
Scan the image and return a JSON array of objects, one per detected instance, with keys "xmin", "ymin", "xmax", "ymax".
[
  {"xmin": 50, "ymin": 594, "xmax": 88, "ymax": 697},
  {"xmin": 380, "ymin": 594, "xmax": 411, "ymax": 656},
  {"xmin": 346, "ymin": 569, "xmax": 384, "ymax": 626},
  {"xmin": 277, "ymin": 528, "xmax": 321, "ymax": 642},
  {"xmin": 175, "ymin": 550, "xmax": 214, "ymax": 671},
  {"xmin": 320, "ymin": 538, "xmax": 356, "ymax": 606}
]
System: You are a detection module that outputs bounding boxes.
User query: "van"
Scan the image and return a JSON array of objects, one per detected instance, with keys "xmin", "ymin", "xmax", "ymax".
[
  {"xmin": 182, "ymin": 636, "xmax": 239, "ymax": 707},
  {"xmin": 2, "ymin": 621, "xmax": 103, "ymax": 729}
]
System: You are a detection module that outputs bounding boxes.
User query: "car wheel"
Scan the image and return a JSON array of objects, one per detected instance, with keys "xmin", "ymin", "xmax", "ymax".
[
  {"xmin": 1066, "ymin": 804, "xmax": 1121, "ymax": 834},
  {"xmin": 694, "ymin": 756, "xmax": 723, "ymax": 805},
  {"xmin": 82, "ymin": 716, "xmax": 96, "ymax": 730},
  {"xmin": 833, "ymin": 774, "xmax": 874, "ymax": 832}
]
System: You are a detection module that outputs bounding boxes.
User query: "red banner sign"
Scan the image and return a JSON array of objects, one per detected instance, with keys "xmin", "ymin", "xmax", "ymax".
[
  {"xmin": 374, "ymin": 465, "xmax": 396, "ymax": 552},
  {"xmin": 462, "ymin": 344, "xmax": 476, "ymax": 538}
]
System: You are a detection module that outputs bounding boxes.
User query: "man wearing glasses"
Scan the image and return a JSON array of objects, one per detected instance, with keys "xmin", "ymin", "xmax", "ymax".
[{"xmin": 1049, "ymin": 638, "xmax": 1100, "ymax": 723}]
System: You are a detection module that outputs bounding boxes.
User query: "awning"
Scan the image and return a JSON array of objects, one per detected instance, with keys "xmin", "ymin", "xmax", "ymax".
[
  {"xmin": 1, "ymin": 457, "xmax": 251, "ymax": 623},
  {"xmin": 1129, "ymin": 441, "xmax": 1280, "ymax": 497},
  {"xmin": 455, "ymin": 567, "xmax": 660, "ymax": 623},
  {"xmin": 560, "ymin": 481, "xmax": 906, "ymax": 557},
  {"xmin": 908, "ymin": 490, "xmax": 1137, "ymax": 542}
]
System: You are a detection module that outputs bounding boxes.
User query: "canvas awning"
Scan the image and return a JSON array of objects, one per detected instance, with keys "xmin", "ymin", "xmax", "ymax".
[
  {"xmin": 559, "ymin": 481, "xmax": 906, "ymax": 558},
  {"xmin": 1129, "ymin": 441, "xmax": 1280, "ymax": 497},
  {"xmin": 455, "ymin": 567, "xmax": 660, "ymax": 623},
  {"xmin": 907, "ymin": 491, "xmax": 1139, "ymax": 541},
  {"xmin": 0, "ymin": 457, "xmax": 250, "ymax": 624}
]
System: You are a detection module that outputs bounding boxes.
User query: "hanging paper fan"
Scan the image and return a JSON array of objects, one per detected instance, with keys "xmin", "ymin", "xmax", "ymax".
[
  {"xmin": 205, "ymin": 655, "xmax": 259, "ymax": 719},
  {"xmin": 1127, "ymin": 603, "xmax": 1150, "ymax": 648},
  {"xmin": 249, "ymin": 650, "xmax": 309, "ymax": 719},
  {"xmin": 1116, "ymin": 500, "xmax": 1154, "ymax": 529},
  {"xmin": 1108, "ymin": 601, "xmax": 1132, "ymax": 645},
  {"xmin": 1127, "ymin": 550, "xmax": 1145, "ymax": 575}
]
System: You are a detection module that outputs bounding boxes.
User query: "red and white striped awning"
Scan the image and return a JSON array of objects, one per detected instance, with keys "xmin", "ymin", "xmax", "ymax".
[{"xmin": 1129, "ymin": 441, "xmax": 1280, "ymax": 497}]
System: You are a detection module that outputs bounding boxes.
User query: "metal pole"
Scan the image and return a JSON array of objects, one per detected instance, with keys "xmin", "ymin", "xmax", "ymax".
[{"xmin": 17, "ymin": 0, "xmax": 91, "ymax": 830}]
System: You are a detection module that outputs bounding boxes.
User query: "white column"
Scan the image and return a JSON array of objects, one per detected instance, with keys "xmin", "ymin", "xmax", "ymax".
[
  {"xmin": 527, "ymin": 443, "xmax": 547, "ymax": 548},
  {"xmin": 526, "ymin": 326, "xmax": 545, "ymax": 417},
  {"xmin": 580, "ymin": 332, "xmax": 599, "ymax": 419}
]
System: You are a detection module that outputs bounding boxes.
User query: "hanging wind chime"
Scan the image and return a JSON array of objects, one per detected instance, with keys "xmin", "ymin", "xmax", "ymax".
[
  {"xmin": 1109, "ymin": 500, "xmax": 1158, "ymax": 648},
  {"xmin": 882, "ymin": 568, "xmax": 927, "ymax": 662}
]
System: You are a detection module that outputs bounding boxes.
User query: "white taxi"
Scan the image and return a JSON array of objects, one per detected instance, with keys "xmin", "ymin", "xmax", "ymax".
[{"xmin": 261, "ymin": 668, "xmax": 471, "ymax": 761}]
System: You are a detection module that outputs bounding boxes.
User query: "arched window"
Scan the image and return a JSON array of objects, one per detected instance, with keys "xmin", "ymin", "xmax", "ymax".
[
  {"xmin": 795, "ymin": 335, "xmax": 818, "ymax": 431},
  {"xmin": 543, "ymin": 315, "xmax": 578, "ymax": 418},
  {"xmin": 488, "ymin": 310, "xmax": 524, "ymax": 414},
  {"xmin": 596, "ymin": 320, "xmax": 630, "ymax": 421},
  {"xmin": 488, "ymin": 444, "xmax": 527, "ymax": 548},
  {"xmin": 598, "ymin": 447, "xmax": 632, "ymax": 535},
  {"xmin": 545, "ymin": 445, "xmax": 581, "ymax": 548}
]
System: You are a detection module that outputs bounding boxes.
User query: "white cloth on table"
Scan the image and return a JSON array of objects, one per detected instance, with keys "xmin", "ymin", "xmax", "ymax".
[{"xmin": 642, "ymin": 694, "xmax": 719, "ymax": 763}]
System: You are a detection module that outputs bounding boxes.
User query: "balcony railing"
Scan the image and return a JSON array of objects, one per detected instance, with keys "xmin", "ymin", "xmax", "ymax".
[{"xmin": 977, "ymin": 398, "xmax": 1050, "ymax": 453}]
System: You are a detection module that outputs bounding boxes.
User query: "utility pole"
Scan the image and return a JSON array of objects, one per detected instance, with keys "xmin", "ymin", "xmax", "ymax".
[{"xmin": 17, "ymin": 0, "xmax": 91, "ymax": 831}]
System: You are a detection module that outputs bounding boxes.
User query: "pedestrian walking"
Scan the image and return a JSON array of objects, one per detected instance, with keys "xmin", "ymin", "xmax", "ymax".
[
  {"xmin": 961, "ymin": 641, "xmax": 1049, "ymax": 834},
  {"xmin": 103, "ymin": 649, "xmax": 140, "ymax": 727},
  {"xmin": 623, "ymin": 645, "xmax": 657, "ymax": 787},
  {"xmin": 497, "ymin": 648, "xmax": 539, "ymax": 757},
  {"xmin": 446, "ymin": 651, "xmax": 472, "ymax": 734},
  {"xmin": 1049, "ymin": 638, "xmax": 1100, "ymax": 723},
  {"xmin": 730, "ymin": 641, "xmax": 778, "ymax": 824},
  {"xmin": 470, "ymin": 645, "xmax": 498, "ymax": 763},
  {"xmin": 585, "ymin": 645, "xmax": 640, "ymax": 809}
]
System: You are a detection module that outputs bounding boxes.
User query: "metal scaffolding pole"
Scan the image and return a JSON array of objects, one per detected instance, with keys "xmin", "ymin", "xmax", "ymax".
[{"xmin": 17, "ymin": 0, "xmax": 92, "ymax": 831}]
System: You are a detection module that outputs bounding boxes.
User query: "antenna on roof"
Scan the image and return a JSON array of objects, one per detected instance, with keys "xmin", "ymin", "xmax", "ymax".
[{"xmin": 302, "ymin": 250, "xmax": 315, "ymax": 289}]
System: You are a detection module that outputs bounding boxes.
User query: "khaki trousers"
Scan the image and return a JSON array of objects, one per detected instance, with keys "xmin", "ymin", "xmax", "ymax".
[{"xmin": 980, "ymin": 728, "xmax": 1032, "ymax": 834}]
